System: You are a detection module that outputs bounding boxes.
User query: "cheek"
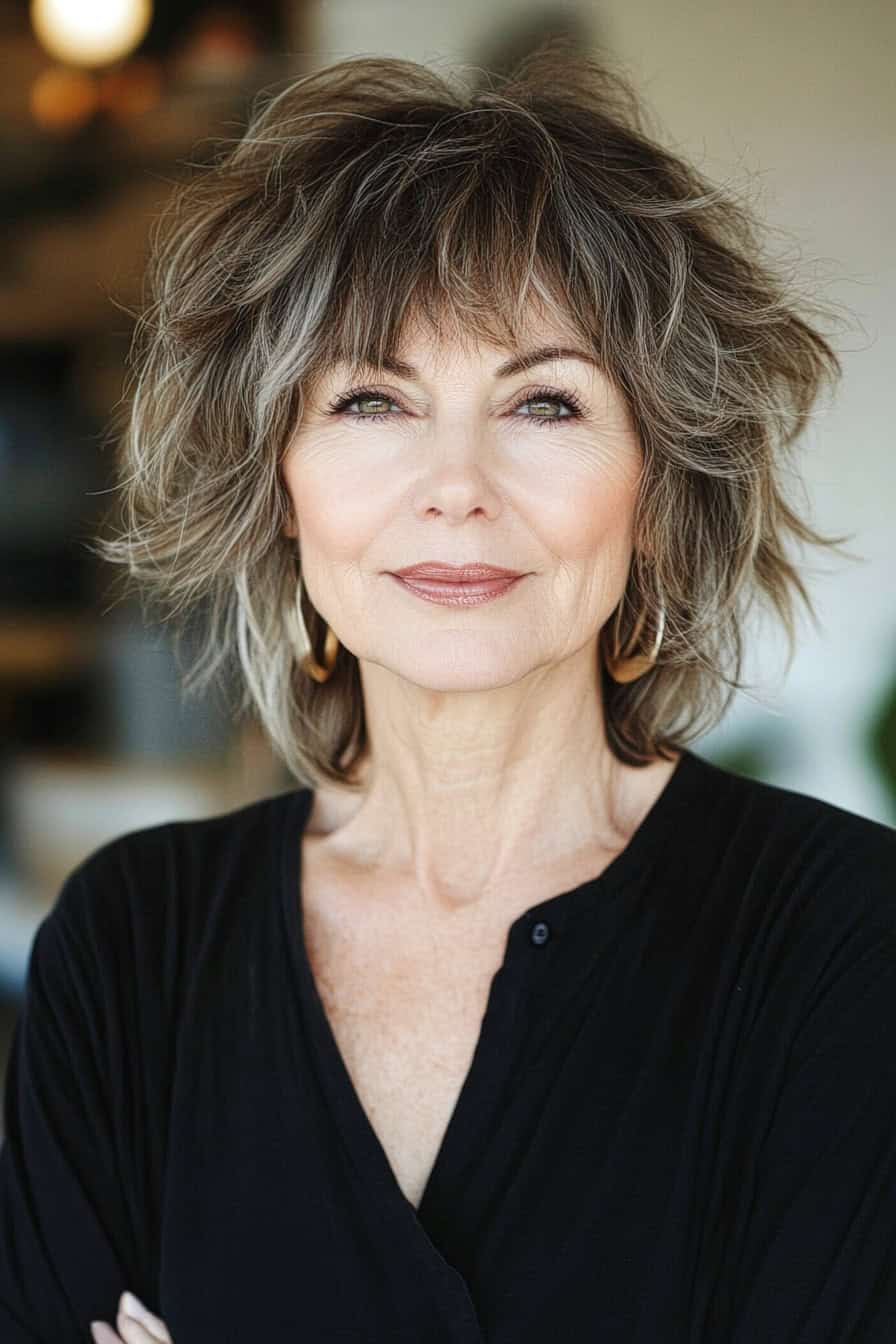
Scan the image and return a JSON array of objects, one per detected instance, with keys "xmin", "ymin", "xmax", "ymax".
[
  {"xmin": 530, "ymin": 462, "xmax": 639, "ymax": 561},
  {"xmin": 512, "ymin": 417, "xmax": 641, "ymax": 552},
  {"xmin": 283, "ymin": 453, "xmax": 393, "ymax": 558}
]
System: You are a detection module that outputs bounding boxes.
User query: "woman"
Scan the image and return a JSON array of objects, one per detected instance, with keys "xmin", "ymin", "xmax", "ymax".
[{"xmin": 2, "ymin": 40, "xmax": 894, "ymax": 1344}]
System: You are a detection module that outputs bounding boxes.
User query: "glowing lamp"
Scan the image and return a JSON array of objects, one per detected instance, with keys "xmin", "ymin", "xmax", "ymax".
[{"xmin": 31, "ymin": 0, "xmax": 153, "ymax": 68}]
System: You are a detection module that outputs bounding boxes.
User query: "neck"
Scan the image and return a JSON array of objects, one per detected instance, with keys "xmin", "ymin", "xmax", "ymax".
[{"xmin": 305, "ymin": 649, "xmax": 676, "ymax": 921}]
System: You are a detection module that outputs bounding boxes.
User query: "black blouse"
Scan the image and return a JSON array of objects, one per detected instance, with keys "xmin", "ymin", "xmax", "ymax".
[{"xmin": 1, "ymin": 747, "xmax": 895, "ymax": 1342}]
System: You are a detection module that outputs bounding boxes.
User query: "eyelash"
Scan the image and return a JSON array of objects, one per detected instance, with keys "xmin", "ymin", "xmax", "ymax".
[{"xmin": 324, "ymin": 383, "xmax": 586, "ymax": 429}]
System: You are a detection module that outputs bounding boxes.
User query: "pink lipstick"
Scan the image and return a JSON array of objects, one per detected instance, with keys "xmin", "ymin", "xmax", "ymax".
[{"xmin": 389, "ymin": 572, "xmax": 524, "ymax": 606}]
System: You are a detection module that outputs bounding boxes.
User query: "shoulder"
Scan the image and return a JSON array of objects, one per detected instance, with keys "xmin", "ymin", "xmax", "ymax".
[
  {"xmin": 689, "ymin": 751, "xmax": 896, "ymax": 945},
  {"xmin": 43, "ymin": 787, "xmax": 306, "ymax": 966},
  {"xmin": 711, "ymin": 756, "xmax": 895, "ymax": 873},
  {"xmin": 677, "ymin": 759, "xmax": 896, "ymax": 1099},
  {"xmin": 22, "ymin": 787, "xmax": 310, "ymax": 1066}
]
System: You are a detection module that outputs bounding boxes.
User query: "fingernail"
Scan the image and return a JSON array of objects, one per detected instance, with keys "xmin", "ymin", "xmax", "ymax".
[
  {"xmin": 91, "ymin": 1324, "xmax": 113, "ymax": 1344},
  {"xmin": 120, "ymin": 1289, "xmax": 168, "ymax": 1338}
]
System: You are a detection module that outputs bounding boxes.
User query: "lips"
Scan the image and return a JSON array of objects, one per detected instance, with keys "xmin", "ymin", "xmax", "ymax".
[
  {"xmin": 389, "ymin": 570, "xmax": 525, "ymax": 606},
  {"xmin": 391, "ymin": 563, "xmax": 524, "ymax": 582}
]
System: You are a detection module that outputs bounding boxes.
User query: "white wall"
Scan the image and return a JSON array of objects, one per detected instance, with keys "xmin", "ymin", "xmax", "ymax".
[
  {"xmin": 598, "ymin": 2, "xmax": 896, "ymax": 823},
  {"xmin": 291, "ymin": 0, "xmax": 896, "ymax": 822}
]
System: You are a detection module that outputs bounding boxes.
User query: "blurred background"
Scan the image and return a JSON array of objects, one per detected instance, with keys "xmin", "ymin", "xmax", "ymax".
[{"xmin": 0, "ymin": 0, "xmax": 894, "ymax": 1124}]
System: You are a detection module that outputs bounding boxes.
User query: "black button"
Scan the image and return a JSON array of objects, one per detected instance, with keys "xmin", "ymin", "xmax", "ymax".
[{"xmin": 530, "ymin": 920, "xmax": 551, "ymax": 946}]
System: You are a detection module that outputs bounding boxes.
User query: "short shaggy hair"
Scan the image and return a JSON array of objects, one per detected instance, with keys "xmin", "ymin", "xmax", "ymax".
[{"xmin": 94, "ymin": 38, "xmax": 853, "ymax": 788}]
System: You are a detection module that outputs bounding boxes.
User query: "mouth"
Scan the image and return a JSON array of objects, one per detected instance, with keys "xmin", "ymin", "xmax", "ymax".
[
  {"xmin": 390, "ymin": 563, "xmax": 525, "ymax": 582},
  {"xmin": 388, "ymin": 571, "xmax": 526, "ymax": 606}
]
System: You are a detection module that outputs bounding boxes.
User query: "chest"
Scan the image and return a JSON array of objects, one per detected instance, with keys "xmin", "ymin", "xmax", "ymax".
[{"xmin": 301, "ymin": 890, "xmax": 507, "ymax": 1211}]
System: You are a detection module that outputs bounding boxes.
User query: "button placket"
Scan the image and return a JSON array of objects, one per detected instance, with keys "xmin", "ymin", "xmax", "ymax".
[{"xmin": 524, "ymin": 916, "xmax": 568, "ymax": 1002}]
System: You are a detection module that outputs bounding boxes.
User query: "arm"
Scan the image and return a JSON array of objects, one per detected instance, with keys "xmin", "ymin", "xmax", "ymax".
[
  {"xmin": 0, "ymin": 869, "xmax": 143, "ymax": 1341},
  {"xmin": 723, "ymin": 860, "xmax": 896, "ymax": 1341}
]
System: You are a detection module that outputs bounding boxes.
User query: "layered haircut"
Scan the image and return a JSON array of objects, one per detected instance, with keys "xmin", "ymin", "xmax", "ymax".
[{"xmin": 94, "ymin": 39, "xmax": 852, "ymax": 787}]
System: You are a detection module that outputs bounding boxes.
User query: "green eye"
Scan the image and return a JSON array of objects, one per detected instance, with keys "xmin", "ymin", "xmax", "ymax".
[
  {"xmin": 326, "ymin": 384, "xmax": 585, "ymax": 428},
  {"xmin": 327, "ymin": 389, "xmax": 396, "ymax": 420}
]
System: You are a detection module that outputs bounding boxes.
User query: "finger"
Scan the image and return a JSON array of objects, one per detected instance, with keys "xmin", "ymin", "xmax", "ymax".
[
  {"xmin": 90, "ymin": 1324, "xmax": 122, "ymax": 1344},
  {"xmin": 116, "ymin": 1308, "xmax": 163, "ymax": 1344},
  {"xmin": 119, "ymin": 1292, "xmax": 173, "ymax": 1344}
]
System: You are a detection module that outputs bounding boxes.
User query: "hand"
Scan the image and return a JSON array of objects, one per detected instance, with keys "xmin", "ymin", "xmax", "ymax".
[{"xmin": 90, "ymin": 1292, "xmax": 173, "ymax": 1344}]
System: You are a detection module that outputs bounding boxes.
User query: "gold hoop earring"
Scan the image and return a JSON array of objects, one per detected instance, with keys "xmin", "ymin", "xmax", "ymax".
[
  {"xmin": 288, "ymin": 572, "xmax": 340, "ymax": 683},
  {"xmin": 603, "ymin": 598, "xmax": 666, "ymax": 684}
]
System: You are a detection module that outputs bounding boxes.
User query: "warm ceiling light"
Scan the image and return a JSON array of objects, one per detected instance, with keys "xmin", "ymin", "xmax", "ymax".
[
  {"xmin": 30, "ymin": 65, "xmax": 99, "ymax": 131},
  {"xmin": 31, "ymin": 0, "xmax": 153, "ymax": 68}
]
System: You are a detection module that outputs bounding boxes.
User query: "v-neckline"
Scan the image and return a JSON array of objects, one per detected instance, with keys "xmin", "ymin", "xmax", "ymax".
[
  {"xmin": 278, "ymin": 788, "xmax": 490, "ymax": 1331},
  {"xmin": 279, "ymin": 784, "xmax": 504, "ymax": 1224},
  {"xmin": 277, "ymin": 749, "xmax": 704, "ymax": 1259}
]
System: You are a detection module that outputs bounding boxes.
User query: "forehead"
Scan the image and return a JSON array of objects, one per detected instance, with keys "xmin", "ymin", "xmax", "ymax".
[{"xmin": 323, "ymin": 295, "xmax": 597, "ymax": 374}]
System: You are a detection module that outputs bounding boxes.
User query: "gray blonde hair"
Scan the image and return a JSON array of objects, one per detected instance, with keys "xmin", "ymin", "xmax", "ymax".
[{"xmin": 93, "ymin": 38, "xmax": 853, "ymax": 788}]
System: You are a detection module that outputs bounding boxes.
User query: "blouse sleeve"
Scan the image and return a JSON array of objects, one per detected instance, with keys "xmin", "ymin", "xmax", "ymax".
[
  {"xmin": 0, "ymin": 862, "xmax": 142, "ymax": 1341},
  {"xmin": 727, "ymin": 849, "xmax": 896, "ymax": 1342}
]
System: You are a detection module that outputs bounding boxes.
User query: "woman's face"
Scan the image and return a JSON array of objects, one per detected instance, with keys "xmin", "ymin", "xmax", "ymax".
[{"xmin": 280, "ymin": 314, "xmax": 644, "ymax": 692}]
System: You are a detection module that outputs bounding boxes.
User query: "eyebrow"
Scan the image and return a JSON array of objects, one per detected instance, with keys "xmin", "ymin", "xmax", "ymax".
[{"xmin": 333, "ymin": 345, "xmax": 600, "ymax": 380}]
